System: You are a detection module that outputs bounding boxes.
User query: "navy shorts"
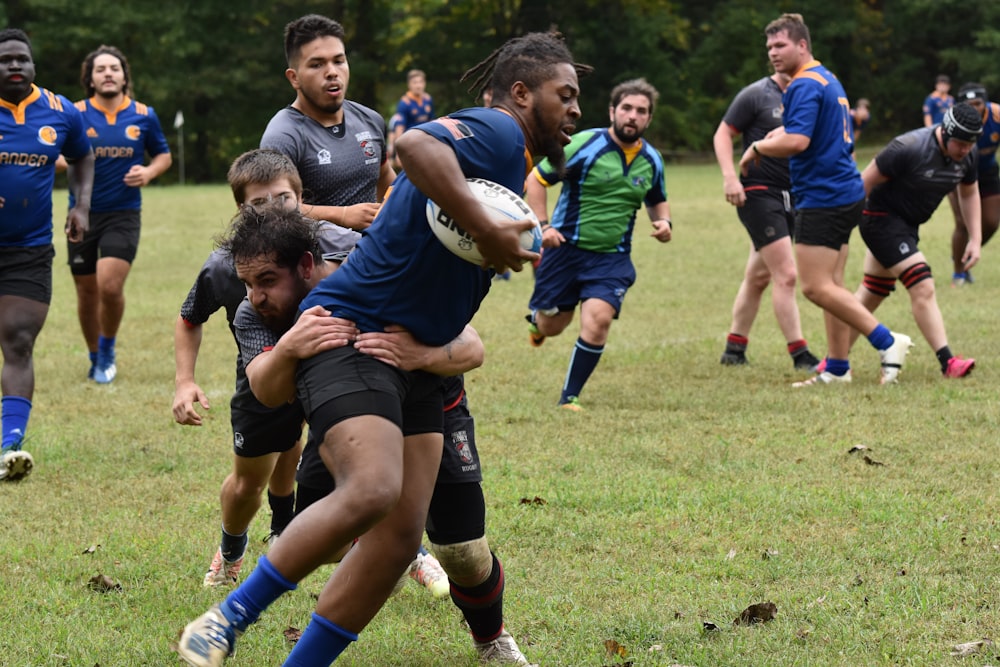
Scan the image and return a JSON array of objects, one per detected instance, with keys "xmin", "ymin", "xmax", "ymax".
[
  {"xmin": 296, "ymin": 376, "xmax": 481, "ymax": 492},
  {"xmin": 296, "ymin": 345, "xmax": 444, "ymax": 443},
  {"xmin": 229, "ymin": 399, "xmax": 305, "ymax": 458},
  {"xmin": 979, "ymin": 162, "xmax": 1000, "ymax": 199},
  {"xmin": 795, "ymin": 199, "xmax": 864, "ymax": 250},
  {"xmin": 859, "ymin": 211, "xmax": 921, "ymax": 269},
  {"xmin": 529, "ymin": 243, "xmax": 636, "ymax": 316},
  {"xmin": 738, "ymin": 186, "xmax": 794, "ymax": 250},
  {"xmin": 67, "ymin": 209, "xmax": 141, "ymax": 274},
  {"xmin": 0, "ymin": 244, "xmax": 55, "ymax": 304}
]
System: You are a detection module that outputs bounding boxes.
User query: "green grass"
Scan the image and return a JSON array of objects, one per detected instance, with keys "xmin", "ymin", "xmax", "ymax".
[{"xmin": 2, "ymin": 163, "xmax": 999, "ymax": 666}]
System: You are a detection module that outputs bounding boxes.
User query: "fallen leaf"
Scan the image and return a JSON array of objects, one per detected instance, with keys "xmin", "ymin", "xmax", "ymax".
[
  {"xmin": 796, "ymin": 628, "xmax": 811, "ymax": 640},
  {"xmin": 762, "ymin": 549, "xmax": 779, "ymax": 560},
  {"xmin": 734, "ymin": 601, "xmax": 777, "ymax": 626},
  {"xmin": 726, "ymin": 548, "xmax": 737, "ymax": 560},
  {"xmin": 702, "ymin": 621, "xmax": 721, "ymax": 632},
  {"xmin": 81, "ymin": 544, "xmax": 100, "ymax": 555},
  {"xmin": 283, "ymin": 626, "xmax": 303, "ymax": 644},
  {"xmin": 950, "ymin": 638, "xmax": 994, "ymax": 657},
  {"xmin": 863, "ymin": 455, "xmax": 885, "ymax": 466},
  {"xmin": 87, "ymin": 573, "xmax": 122, "ymax": 593},
  {"xmin": 673, "ymin": 610, "xmax": 684, "ymax": 620},
  {"xmin": 852, "ymin": 574, "xmax": 863, "ymax": 587},
  {"xmin": 648, "ymin": 644, "xmax": 663, "ymax": 652},
  {"xmin": 603, "ymin": 639, "xmax": 628, "ymax": 658},
  {"xmin": 897, "ymin": 568, "xmax": 907, "ymax": 576},
  {"xmin": 519, "ymin": 496, "xmax": 546, "ymax": 506},
  {"xmin": 847, "ymin": 444, "xmax": 868, "ymax": 454}
]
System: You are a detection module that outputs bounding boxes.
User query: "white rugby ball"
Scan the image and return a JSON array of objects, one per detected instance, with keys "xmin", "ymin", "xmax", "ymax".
[{"xmin": 426, "ymin": 177, "xmax": 542, "ymax": 265}]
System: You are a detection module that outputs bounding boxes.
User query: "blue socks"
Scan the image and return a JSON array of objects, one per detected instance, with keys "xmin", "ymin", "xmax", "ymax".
[
  {"xmin": 282, "ymin": 613, "xmax": 357, "ymax": 665},
  {"xmin": 220, "ymin": 555, "xmax": 297, "ymax": 632},
  {"xmin": 1, "ymin": 396, "xmax": 31, "ymax": 450},
  {"xmin": 825, "ymin": 358, "xmax": 850, "ymax": 377},
  {"xmin": 560, "ymin": 338, "xmax": 604, "ymax": 404},
  {"xmin": 866, "ymin": 324, "xmax": 894, "ymax": 351}
]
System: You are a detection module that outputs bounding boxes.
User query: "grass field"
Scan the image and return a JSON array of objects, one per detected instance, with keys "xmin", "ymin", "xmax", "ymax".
[{"xmin": 2, "ymin": 159, "xmax": 999, "ymax": 666}]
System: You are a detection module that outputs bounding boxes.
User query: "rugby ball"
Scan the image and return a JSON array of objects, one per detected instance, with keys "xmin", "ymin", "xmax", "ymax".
[{"xmin": 426, "ymin": 177, "xmax": 542, "ymax": 265}]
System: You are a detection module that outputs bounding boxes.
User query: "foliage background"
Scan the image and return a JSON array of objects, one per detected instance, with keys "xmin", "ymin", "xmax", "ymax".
[{"xmin": 4, "ymin": 0, "xmax": 1000, "ymax": 180}]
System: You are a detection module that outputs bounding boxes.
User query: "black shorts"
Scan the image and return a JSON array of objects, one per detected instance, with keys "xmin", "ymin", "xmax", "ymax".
[
  {"xmin": 738, "ymin": 186, "xmax": 794, "ymax": 250},
  {"xmin": 229, "ymin": 400, "xmax": 305, "ymax": 458},
  {"xmin": 67, "ymin": 209, "xmax": 141, "ymax": 274},
  {"xmin": 296, "ymin": 345, "xmax": 444, "ymax": 442},
  {"xmin": 0, "ymin": 244, "xmax": 55, "ymax": 304},
  {"xmin": 859, "ymin": 211, "xmax": 921, "ymax": 270},
  {"xmin": 979, "ymin": 162, "xmax": 1000, "ymax": 199},
  {"xmin": 795, "ymin": 199, "xmax": 864, "ymax": 250},
  {"xmin": 296, "ymin": 375, "xmax": 479, "ymax": 492}
]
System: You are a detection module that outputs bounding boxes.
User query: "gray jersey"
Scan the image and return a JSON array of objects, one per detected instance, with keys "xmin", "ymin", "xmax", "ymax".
[{"xmin": 260, "ymin": 100, "xmax": 388, "ymax": 207}]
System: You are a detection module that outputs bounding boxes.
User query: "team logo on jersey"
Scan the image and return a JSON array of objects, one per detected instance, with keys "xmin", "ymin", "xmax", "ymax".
[
  {"xmin": 37, "ymin": 126, "xmax": 57, "ymax": 146},
  {"xmin": 359, "ymin": 139, "xmax": 377, "ymax": 159},
  {"xmin": 898, "ymin": 242, "xmax": 910, "ymax": 255},
  {"xmin": 452, "ymin": 430, "xmax": 474, "ymax": 464},
  {"xmin": 233, "ymin": 432, "xmax": 245, "ymax": 450},
  {"xmin": 125, "ymin": 125, "xmax": 142, "ymax": 141},
  {"xmin": 434, "ymin": 117, "xmax": 473, "ymax": 140},
  {"xmin": 317, "ymin": 148, "xmax": 332, "ymax": 165},
  {"xmin": 631, "ymin": 176, "xmax": 647, "ymax": 188},
  {"xmin": 86, "ymin": 127, "xmax": 98, "ymax": 138},
  {"xmin": 772, "ymin": 106, "xmax": 783, "ymax": 119}
]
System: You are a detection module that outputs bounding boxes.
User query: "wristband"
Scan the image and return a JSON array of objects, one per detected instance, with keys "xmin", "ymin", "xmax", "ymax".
[
  {"xmin": 752, "ymin": 142, "xmax": 761, "ymax": 156},
  {"xmin": 653, "ymin": 219, "xmax": 672, "ymax": 229}
]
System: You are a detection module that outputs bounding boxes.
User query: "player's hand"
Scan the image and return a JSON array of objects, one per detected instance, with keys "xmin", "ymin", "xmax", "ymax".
[
  {"xmin": 0, "ymin": 196, "xmax": 5, "ymax": 209},
  {"xmin": 475, "ymin": 217, "xmax": 537, "ymax": 275},
  {"xmin": 343, "ymin": 202, "xmax": 382, "ymax": 231},
  {"xmin": 650, "ymin": 219, "xmax": 672, "ymax": 243},
  {"xmin": 354, "ymin": 324, "xmax": 432, "ymax": 371},
  {"xmin": 541, "ymin": 225, "xmax": 565, "ymax": 249},
  {"xmin": 123, "ymin": 164, "xmax": 152, "ymax": 188},
  {"xmin": 277, "ymin": 306, "xmax": 358, "ymax": 359},
  {"xmin": 65, "ymin": 207, "xmax": 89, "ymax": 242},
  {"xmin": 173, "ymin": 380, "xmax": 210, "ymax": 426},
  {"xmin": 962, "ymin": 241, "xmax": 981, "ymax": 270},
  {"xmin": 723, "ymin": 174, "xmax": 746, "ymax": 207}
]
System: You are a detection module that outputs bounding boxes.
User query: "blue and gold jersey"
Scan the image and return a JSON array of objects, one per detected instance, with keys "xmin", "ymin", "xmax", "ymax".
[
  {"xmin": 70, "ymin": 96, "xmax": 170, "ymax": 212},
  {"xmin": 0, "ymin": 84, "xmax": 91, "ymax": 247},
  {"xmin": 301, "ymin": 107, "xmax": 527, "ymax": 347},
  {"xmin": 390, "ymin": 92, "xmax": 434, "ymax": 133},
  {"xmin": 975, "ymin": 101, "xmax": 1000, "ymax": 174},
  {"xmin": 783, "ymin": 60, "xmax": 865, "ymax": 209},
  {"xmin": 923, "ymin": 92, "xmax": 953, "ymax": 126},
  {"xmin": 533, "ymin": 128, "xmax": 667, "ymax": 254}
]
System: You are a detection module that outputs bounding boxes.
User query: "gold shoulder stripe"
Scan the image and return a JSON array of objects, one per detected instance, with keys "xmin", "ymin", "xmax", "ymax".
[
  {"xmin": 795, "ymin": 71, "xmax": 829, "ymax": 87},
  {"xmin": 74, "ymin": 100, "xmax": 87, "ymax": 112},
  {"xmin": 135, "ymin": 102, "xmax": 149, "ymax": 116}
]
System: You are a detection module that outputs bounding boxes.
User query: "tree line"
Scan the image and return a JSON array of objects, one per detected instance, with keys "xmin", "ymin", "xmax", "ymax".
[{"xmin": 5, "ymin": 0, "xmax": 998, "ymax": 182}]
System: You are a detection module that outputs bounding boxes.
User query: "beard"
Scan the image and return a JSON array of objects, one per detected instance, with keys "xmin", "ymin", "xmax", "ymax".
[
  {"xmin": 532, "ymin": 105, "xmax": 568, "ymax": 178},
  {"xmin": 612, "ymin": 121, "xmax": 644, "ymax": 144},
  {"xmin": 301, "ymin": 87, "xmax": 344, "ymax": 115}
]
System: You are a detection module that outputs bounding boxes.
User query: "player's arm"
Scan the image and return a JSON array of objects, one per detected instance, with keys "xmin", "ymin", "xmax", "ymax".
[
  {"xmin": 646, "ymin": 201, "xmax": 673, "ymax": 243},
  {"xmin": 525, "ymin": 170, "xmax": 563, "ymax": 248},
  {"xmin": 301, "ymin": 202, "xmax": 381, "ymax": 232},
  {"xmin": 377, "ymin": 157, "xmax": 396, "ymax": 201},
  {"xmin": 354, "ymin": 324, "xmax": 484, "ymax": 375},
  {"xmin": 245, "ymin": 306, "xmax": 358, "ymax": 408},
  {"xmin": 65, "ymin": 149, "xmax": 95, "ymax": 242},
  {"xmin": 739, "ymin": 127, "xmax": 808, "ymax": 176},
  {"xmin": 123, "ymin": 150, "xmax": 173, "ymax": 188},
  {"xmin": 859, "ymin": 159, "xmax": 890, "ymax": 196},
  {"xmin": 712, "ymin": 121, "xmax": 746, "ymax": 207},
  {"xmin": 397, "ymin": 128, "xmax": 532, "ymax": 273},
  {"xmin": 956, "ymin": 180, "xmax": 982, "ymax": 269},
  {"xmin": 173, "ymin": 316, "xmax": 210, "ymax": 425}
]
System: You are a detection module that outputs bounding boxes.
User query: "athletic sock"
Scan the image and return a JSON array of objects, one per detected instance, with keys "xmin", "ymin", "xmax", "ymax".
[
  {"xmin": 220, "ymin": 554, "xmax": 297, "ymax": 632},
  {"xmin": 268, "ymin": 490, "xmax": 295, "ymax": 535},
  {"xmin": 725, "ymin": 333, "xmax": 749, "ymax": 354},
  {"xmin": 1, "ymin": 396, "xmax": 31, "ymax": 450},
  {"xmin": 283, "ymin": 613, "xmax": 357, "ymax": 666},
  {"xmin": 787, "ymin": 339, "xmax": 807, "ymax": 355},
  {"xmin": 98, "ymin": 335, "xmax": 116, "ymax": 357},
  {"xmin": 220, "ymin": 527, "xmax": 249, "ymax": 562},
  {"xmin": 825, "ymin": 358, "xmax": 850, "ymax": 377},
  {"xmin": 450, "ymin": 553, "xmax": 505, "ymax": 642},
  {"xmin": 560, "ymin": 338, "xmax": 604, "ymax": 404},
  {"xmin": 866, "ymin": 324, "xmax": 894, "ymax": 351},
  {"xmin": 89, "ymin": 350, "xmax": 98, "ymax": 367},
  {"xmin": 935, "ymin": 345, "xmax": 953, "ymax": 374}
]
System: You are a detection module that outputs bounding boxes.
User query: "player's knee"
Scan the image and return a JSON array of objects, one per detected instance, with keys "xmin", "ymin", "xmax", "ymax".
[
  {"xmin": 862, "ymin": 273, "xmax": 897, "ymax": 298},
  {"xmin": 430, "ymin": 536, "xmax": 492, "ymax": 586},
  {"xmin": 899, "ymin": 262, "xmax": 932, "ymax": 291}
]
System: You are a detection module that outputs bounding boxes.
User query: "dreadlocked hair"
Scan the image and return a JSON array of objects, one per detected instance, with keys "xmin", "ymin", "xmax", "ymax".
[
  {"xmin": 462, "ymin": 31, "xmax": 592, "ymax": 102},
  {"xmin": 216, "ymin": 205, "xmax": 322, "ymax": 270}
]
